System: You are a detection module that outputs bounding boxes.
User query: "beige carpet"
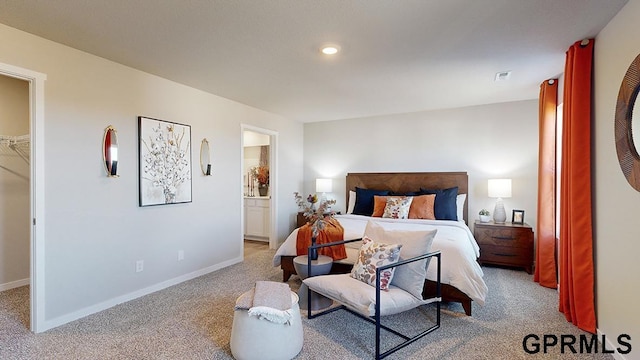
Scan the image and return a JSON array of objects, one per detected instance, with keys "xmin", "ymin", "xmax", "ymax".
[{"xmin": 0, "ymin": 245, "xmax": 614, "ymax": 359}]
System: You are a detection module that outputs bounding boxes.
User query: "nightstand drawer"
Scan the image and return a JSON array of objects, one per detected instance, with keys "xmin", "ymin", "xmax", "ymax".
[
  {"xmin": 475, "ymin": 227, "xmax": 531, "ymax": 248},
  {"xmin": 479, "ymin": 244, "xmax": 531, "ymax": 264}
]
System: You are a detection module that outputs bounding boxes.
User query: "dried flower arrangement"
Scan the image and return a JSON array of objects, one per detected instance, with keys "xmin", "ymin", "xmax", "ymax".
[
  {"xmin": 251, "ymin": 165, "xmax": 269, "ymax": 185},
  {"xmin": 294, "ymin": 192, "xmax": 337, "ymax": 237}
]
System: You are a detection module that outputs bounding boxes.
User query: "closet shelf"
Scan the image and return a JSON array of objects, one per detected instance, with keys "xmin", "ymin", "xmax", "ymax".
[
  {"xmin": 0, "ymin": 134, "xmax": 30, "ymax": 164},
  {"xmin": 0, "ymin": 134, "xmax": 30, "ymax": 180}
]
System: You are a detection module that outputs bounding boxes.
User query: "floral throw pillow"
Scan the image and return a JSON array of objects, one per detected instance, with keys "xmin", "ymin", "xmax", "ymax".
[
  {"xmin": 350, "ymin": 236, "xmax": 402, "ymax": 290},
  {"xmin": 382, "ymin": 196, "xmax": 413, "ymax": 219}
]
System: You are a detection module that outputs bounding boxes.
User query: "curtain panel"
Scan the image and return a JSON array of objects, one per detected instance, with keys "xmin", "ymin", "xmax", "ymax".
[
  {"xmin": 535, "ymin": 80, "xmax": 558, "ymax": 289},
  {"xmin": 558, "ymin": 39, "xmax": 596, "ymax": 333}
]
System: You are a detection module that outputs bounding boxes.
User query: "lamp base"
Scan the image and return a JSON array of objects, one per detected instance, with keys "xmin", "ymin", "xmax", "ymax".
[{"xmin": 493, "ymin": 198, "xmax": 507, "ymax": 223}]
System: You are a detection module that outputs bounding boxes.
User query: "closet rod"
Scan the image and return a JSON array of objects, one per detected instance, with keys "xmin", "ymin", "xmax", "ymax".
[{"xmin": 0, "ymin": 163, "xmax": 28, "ymax": 181}]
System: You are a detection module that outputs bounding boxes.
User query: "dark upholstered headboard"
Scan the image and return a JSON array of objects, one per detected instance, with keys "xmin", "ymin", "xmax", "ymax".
[{"xmin": 345, "ymin": 172, "xmax": 469, "ymax": 223}]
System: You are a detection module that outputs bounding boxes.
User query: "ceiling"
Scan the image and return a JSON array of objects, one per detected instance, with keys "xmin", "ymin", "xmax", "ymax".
[{"xmin": 0, "ymin": 0, "xmax": 628, "ymax": 123}]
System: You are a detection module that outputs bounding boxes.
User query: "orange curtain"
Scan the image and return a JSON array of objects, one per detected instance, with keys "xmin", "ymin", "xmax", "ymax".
[
  {"xmin": 534, "ymin": 79, "xmax": 558, "ymax": 289},
  {"xmin": 558, "ymin": 39, "xmax": 596, "ymax": 333}
]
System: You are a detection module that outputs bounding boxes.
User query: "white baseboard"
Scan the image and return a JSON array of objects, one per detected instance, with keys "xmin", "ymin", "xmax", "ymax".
[
  {"xmin": 597, "ymin": 328, "xmax": 628, "ymax": 360},
  {"xmin": 0, "ymin": 278, "xmax": 29, "ymax": 292},
  {"xmin": 39, "ymin": 256, "xmax": 243, "ymax": 332}
]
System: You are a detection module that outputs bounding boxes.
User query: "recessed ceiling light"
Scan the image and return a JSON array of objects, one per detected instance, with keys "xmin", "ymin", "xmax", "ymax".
[{"xmin": 320, "ymin": 45, "xmax": 340, "ymax": 55}]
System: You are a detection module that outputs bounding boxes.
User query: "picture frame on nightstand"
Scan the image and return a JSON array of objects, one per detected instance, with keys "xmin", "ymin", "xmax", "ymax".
[{"xmin": 512, "ymin": 209, "xmax": 525, "ymax": 224}]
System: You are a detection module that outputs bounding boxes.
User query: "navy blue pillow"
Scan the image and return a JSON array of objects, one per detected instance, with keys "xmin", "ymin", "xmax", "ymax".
[
  {"xmin": 389, "ymin": 190, "xmax": 421, "ymax": 196},
  {"xmin": 420, "ymin": 186, "xmax": 459, "ymax": 221},
  {"xmin": 352, "ymin": 187, "xmax": 390, "ymax": 216}
]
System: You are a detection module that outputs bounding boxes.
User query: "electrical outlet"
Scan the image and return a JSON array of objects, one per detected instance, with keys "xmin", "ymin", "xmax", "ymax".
[
  {"xmin": 178, "ymin": 250, "xmax": 184, "ymax": 261},
  {"xmin": 136, "ymin": 260, "xmax": 144, "ymax": 272}
]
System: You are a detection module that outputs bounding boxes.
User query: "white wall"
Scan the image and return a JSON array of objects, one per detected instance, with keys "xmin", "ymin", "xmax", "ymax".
[
  {"xmin": 0, "ymin": 23, "xmax": 303, "ymax": 329},
  {"xmin": 594, "ymin": 0, "xmax": 640, "ymax": 355},
  {"xmin": 303, "ymin": 100, "xmax": 539, "ymax": 233},
  {"xmin": 0, "ymin": 75, "xmax": 30, "ymax": 289}
]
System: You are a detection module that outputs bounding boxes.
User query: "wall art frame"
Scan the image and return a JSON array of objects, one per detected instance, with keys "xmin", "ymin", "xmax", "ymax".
[{"xmin": 138, "ymin": 116, "xmax": 192, "ymax": 206}]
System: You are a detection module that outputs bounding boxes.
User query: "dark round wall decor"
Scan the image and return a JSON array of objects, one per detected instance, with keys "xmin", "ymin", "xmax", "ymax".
[{"xmin": 615, "ymin": 53, "xmax": 640, "ymax": 192}]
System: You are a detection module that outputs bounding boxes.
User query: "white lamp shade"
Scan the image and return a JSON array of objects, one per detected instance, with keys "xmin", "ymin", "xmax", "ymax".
[
  {"xmin": 488, "ymin": 179, "xmax": 512, "ymax": 198},
  {"xmin": 316, "ymin": 178, "xmax": 333, "ymax": 193}
]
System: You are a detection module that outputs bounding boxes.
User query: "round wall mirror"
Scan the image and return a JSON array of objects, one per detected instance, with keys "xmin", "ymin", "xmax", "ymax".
[
  {"xmin": 615, "ymin": 53, "xmax": 640, "ymax": 191},
  {"xmin": 103, "ymin": 125, "xmax": 118, "ymax": 177},
  {"xmin": 200, "ymin": 138, "xmax": 211, "ymax": 175}
]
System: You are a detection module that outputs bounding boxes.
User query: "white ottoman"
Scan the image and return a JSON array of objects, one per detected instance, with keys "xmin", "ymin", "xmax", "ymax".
[{"xmin": 230, "ymin": 291, "xmax": 303, "ymax": 360}]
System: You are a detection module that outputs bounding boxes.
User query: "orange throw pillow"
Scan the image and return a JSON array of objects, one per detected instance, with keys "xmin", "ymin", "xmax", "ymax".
[
  {"xmin": 371, "ymin": 195, "xmax": 388, "ymax": 217},
  {"xmin": 408, "ymin": 194, "xmax": 436, "ymax": 220}
]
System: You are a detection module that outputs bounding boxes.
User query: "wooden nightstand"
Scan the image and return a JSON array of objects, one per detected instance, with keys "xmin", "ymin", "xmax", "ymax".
[
  {"xmin": 474, "ymin": 221, "xmax": 534, "ymax": 274},
  {"xmin": 296, "ymin": 211, "xmax": 341, "ymax": 228},
  {"xmin": 296, "ymin": 212, "xmax": 308, "ymax": 228}
]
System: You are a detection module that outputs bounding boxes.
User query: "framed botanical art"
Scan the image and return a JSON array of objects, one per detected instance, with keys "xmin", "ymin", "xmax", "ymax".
[{"xmin": 138, "ymin": 116, "xmax": 192, "ymax": 206}]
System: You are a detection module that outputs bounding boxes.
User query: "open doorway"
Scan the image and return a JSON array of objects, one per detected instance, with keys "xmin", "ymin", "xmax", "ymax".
[
  {"xmin": 0, "ymin": 62, "xmax": 46, "ymax": 333},
  {"xmin": 241, "ymin": 125, "xmax": 278, "ymax": 250},
  {"xmin": 0, "ymin": 75, "xmax": 30, "ymax": 303}
]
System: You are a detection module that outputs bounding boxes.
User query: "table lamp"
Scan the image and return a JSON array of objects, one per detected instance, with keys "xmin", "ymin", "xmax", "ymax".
[
  {"xmin": 316, "ymin": 178, "xmax": 332, "ymax": 201},
  {"xmin": 488, "ymin": 179, "xmax": 512, "ymax": 223}
]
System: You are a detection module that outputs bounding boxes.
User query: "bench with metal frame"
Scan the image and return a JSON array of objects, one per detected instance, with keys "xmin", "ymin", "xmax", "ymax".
[{"xmin": 304, "ymin": 238, "xmax": 441, "ymax": 360}]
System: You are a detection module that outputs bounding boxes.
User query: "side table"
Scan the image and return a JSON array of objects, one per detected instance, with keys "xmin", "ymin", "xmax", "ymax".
[
  {"xmin": 296, "ymin": 212, "xmax": 308, "ymax": 228},
  {"xmin": 293, "ymin": 255, "xmax": 333, "ymax": 311},
  {"xmin": 474, "ymin": 220, "xmax": 534, "ymax": 274}
]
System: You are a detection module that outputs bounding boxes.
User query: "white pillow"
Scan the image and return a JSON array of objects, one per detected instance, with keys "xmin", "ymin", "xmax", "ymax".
[
  {"xmin": 347, "ymin": 190, "xmax": 356, "ymax": 214},
  {"xmin": 303, "ymin": 274, "xmax": 434, "ymax": 317},
  {"xmin": 456, "ymin": 194, "xmax": 467, "ymax": 222},
  {"xmin": 363, "ymin": 221, "xmax": 437, "ymax": 299}
]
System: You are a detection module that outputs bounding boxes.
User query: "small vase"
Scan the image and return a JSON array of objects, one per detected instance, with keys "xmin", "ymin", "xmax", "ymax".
[
  {"xmin": 258, "ymin": 184, "xmax": 268, "ymax": 196},
  {"xmin": 164, "ymin": 188, "xmax": 176, "ymax": 204},
  {"xmin": 309, "ymin": 236, "xmax": 318, "ymax": 261}
]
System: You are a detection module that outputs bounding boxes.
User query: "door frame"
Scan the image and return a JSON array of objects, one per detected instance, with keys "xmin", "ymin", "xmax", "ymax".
[
  {"xmin": 0, "ymin": 61, "xmax": 46, "ymax": 333},
  {"xmin": 241, "ymin": 124, "xmax": 278, "ymax": 249}
]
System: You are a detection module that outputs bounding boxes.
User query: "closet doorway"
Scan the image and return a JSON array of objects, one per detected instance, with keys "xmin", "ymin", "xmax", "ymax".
[
  {"xmin": 0, "ymin": 62, "xmax": 46, "ymax": 333},
  {"xmin": 0, "ymin": 74, "xmax": 30, "ymax": 325},
  {"xmin": 241, "ymin": 126, "xmax": 277, "ymax": 250},
  {"xmin": 0, "ymin": 74, "xmax": 30, "ymax": 290}
]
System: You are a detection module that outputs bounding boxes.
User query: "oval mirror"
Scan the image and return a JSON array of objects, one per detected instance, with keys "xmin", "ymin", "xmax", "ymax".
[
  {"xmin": 103, "ymin": 125, "xmax": 118, "ymax": 177},
  {"xmin": 200, "ymin": 138, "xmax": 211, "ymax": 175}
]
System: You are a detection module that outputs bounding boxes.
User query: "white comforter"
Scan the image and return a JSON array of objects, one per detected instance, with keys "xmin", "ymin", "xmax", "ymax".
[{"xmin": 273, "ymin": 214, "xmax": 488, "ymax": 306}]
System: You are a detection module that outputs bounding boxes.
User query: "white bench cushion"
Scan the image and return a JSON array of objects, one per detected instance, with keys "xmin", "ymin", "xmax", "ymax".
[{"xmin": 304, "ymin": 274, "xmax": 437, "ymax": 317}]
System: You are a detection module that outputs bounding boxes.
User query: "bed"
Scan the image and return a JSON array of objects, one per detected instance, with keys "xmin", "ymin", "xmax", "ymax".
[{"xmin": 274, "ymin": 172, "xmax": 487, "ymax": 316}]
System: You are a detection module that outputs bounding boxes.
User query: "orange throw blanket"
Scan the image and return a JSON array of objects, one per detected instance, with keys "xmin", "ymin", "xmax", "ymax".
[{"xmin": 295, "ymin": 218, "xmax": 347, "ymax": 261}]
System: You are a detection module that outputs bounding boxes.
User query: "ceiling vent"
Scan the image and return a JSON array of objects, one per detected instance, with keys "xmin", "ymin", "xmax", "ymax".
[{"xmin": 494, "ymin": 71, "xmax": 512, "ymax": 82}]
